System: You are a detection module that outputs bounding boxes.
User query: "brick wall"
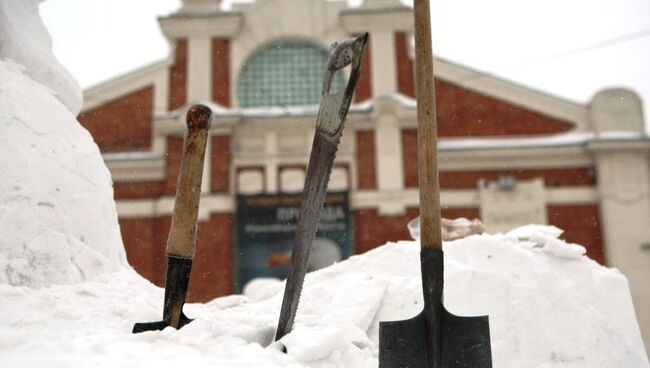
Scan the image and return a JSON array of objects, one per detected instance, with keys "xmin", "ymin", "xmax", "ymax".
[
  {"xmin": 395, "ymin": 32, "xmax": 415, "ymax": 98},
  {"xmin": 169, "ymin": 39, "xmax": 188, "ymax": 111},
  {"xmin": 394, "ymin": 37, "xmax": 573, "ymax": 137},
  {"xmin": 212, "ymin": 38, "xmax": 230, "ymax": 106},
  {"xmin": 190, "ymin": 213, "xmax": 234, "ymax": 301},
  {"xmin": 547, "ymin": 204, "xmax": 605, "ymax": 264},
  {"xmin": 114, "ymin": 181, "xmax": 165, "ymax": 199},
  {"xmin": 354, "ymin": 36, "xmax": 372, "ymax": 103},
  {"xmin": 402, "ymin": 129, "xmax": 595, "ymax": 188},
  {"xmin": 211, "ymin": 135, "xmax": 231, "ymax": 193},
  {"xmin": 354, "ymin": 207, "xmax": 480, "ymax": 254},
  {"xmin": 78, "ymin": 86, "xmax": 153, "ymax": 152},
  {"xmin": 164, "ymin": 136, "xmax": 184, "ymax": 195},
  {"xmin": 120, "ymin": 217, "xmax": 169, "ymax": 286},
  {"xmin": 120, "ymin": 213, "xmax": 234, "ymax": 303},
  {"xmin": 356, "ymin": 130, "xmax": 377, "ymax": 189}
]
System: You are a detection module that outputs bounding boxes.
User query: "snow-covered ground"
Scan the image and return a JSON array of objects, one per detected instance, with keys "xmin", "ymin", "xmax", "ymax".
[
  {"xmin": 0, "ymin": 1, "xmax": 648, "ymax": 367},
  {"xmin": 0, "ymin": 227, "xmax": 648, "ymax": 367}
]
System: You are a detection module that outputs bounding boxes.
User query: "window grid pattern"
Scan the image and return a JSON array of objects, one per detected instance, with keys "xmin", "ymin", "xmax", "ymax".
[{"xmin": 237, "ymin": 41, "xmax": 345, "ymax": 108}]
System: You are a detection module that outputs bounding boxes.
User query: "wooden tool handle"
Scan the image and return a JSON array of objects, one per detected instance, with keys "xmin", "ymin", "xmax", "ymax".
[
  {"xmin": 414, "ymin": 0, "xmax": 442, "ymax": 249},
  {"xmin": 166, "ymin": 104, "xmax": 212, "ymax": 259}
]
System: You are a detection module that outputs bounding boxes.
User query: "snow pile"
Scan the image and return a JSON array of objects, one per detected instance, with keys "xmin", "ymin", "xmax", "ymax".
[
  {"xmin": 0, "ymin": 3, "xmax": 126, "ymax": 287},
  {"xmin": 0, "ymin": 0, "xmax": 82, "ymax": 114},
  {"xmin": 1, "ymin": 226, "xmax": 647, "ymax": 367}
]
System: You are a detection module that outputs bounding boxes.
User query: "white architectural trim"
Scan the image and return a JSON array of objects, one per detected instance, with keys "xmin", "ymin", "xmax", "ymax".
[
  {"xmin": 104, "ymin": 153, "xmax": 166, "ymax": 182},
  {"xmin": 351, "ymin": 186, "xmax": 598, "ymax": 213},
  {"xmin": 229, "ymin": 0, "xmax": 348, "ymax": 107},
  {"xmin": 159, "ymin": 12, "xmax": 243, "ymax": 39},
  {"xmin": 188, "ymin": 36, "xmax": 213, "ymax": 103},
  {"xmin": 116, "ymin": 194, "xmax": 234, "ymax": 220},
  {"xmin": 339, "ymin": 6, "xmax": 414, "ymax": 32},
  {"xmin": 82, "ymin": 60, "xmax": 171, "ymax": 112}
]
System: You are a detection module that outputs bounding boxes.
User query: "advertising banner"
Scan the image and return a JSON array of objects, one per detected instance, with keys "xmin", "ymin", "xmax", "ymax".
[{"xmin": 235, "ymin": 191, "xmax": 352, "ymax": 292}]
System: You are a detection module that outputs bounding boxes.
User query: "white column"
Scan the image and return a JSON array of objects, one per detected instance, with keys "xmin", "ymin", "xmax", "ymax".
[
  {"xmin": 201, "ymin": 136, "xmax": 212, "ymax": 194},
  {"xmin": 187, "ymin": 36, "xmax": 212, "ymax": 103},
  {"xmin": 374, "ymin": 99, "xmax": 405, "ymax": 214},
  {"xmin": 265, "ymin": 132, "xmax": 278, "ymax": 193},
  {"xmin": 370, "ymin": 30, "xmax": 397, "ymax": 98},
  {"xmin": 589, "ymin": 88, "xmax": 650, "ymax": 352}
]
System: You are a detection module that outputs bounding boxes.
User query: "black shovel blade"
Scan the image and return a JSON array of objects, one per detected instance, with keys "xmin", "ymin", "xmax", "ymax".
[{"xmin": 379, "ymin": 309, "xmax": 491, "ymax": 368}]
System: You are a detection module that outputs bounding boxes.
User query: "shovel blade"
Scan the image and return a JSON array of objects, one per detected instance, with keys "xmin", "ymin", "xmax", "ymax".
[{"xmin": 379, "ymin": 308, "xmax": 491, "ymax": 368}]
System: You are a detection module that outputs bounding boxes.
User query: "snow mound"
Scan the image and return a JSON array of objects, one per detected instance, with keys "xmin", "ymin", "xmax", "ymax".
[
  {"xmin": 0, "ymin": 59, "xmax": 127, "ymax": 287},
  {"xmin": 0, "ymin": 0, "xmax": 82, "ymax": 115},
  {"xmin": 1, "ymin": 226, "xmax": 647, "ymax": 367}
]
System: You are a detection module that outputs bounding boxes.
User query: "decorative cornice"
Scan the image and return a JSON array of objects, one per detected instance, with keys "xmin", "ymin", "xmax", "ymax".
[
  {"xmin": 158, "ymin": 11, "xmax": 243, "ymax": 39},
  {"xmin": 340, "ymin": 6, "xmax": 413, "ymax": 33}
]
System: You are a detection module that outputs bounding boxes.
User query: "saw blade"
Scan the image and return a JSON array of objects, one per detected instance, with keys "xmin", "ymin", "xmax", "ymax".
[{"xmin": 274, "ymin": 33, "xmax": 368, "ymax": 342}]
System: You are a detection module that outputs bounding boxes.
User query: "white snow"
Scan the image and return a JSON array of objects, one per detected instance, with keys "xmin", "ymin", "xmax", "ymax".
[
  {"xmin": 1, "ymin": 226, "xmax": 648, "ymax": 367},
  {"xmin": 1, "ymin": 3, "xmax": 648, "ymax": 367},
  {"xmin": 0, "ymin": 0, "xmax": 83, "ymax": 115},
  {"xmin": 0, "ymin": 6, "xmax": 127, "ymax": 287}
]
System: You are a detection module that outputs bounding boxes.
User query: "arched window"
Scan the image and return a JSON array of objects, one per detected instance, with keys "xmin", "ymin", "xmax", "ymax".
[{"xmin": 237, "ymin": 40, "xmax": 345, "ymax": 108}]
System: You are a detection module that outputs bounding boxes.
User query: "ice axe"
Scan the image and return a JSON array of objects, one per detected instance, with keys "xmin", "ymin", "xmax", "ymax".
[
  {"xmin": 132, "ymin": 104, "xmax": 211, "ymax": 333},
  {"xmin": 377, "ymin": 1, "xmax": 493, "ymax": 367}
]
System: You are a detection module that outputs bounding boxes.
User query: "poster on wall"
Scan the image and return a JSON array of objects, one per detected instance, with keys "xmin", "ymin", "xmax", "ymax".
[{"xmin": 235, "ymin": 191, "xmax": 352, "ymax": 292}]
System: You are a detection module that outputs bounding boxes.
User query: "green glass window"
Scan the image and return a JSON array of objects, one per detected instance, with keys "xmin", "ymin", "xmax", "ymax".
[{"xmin": 237, "ymin": 41, "xmax": 345, "ymax": 108}]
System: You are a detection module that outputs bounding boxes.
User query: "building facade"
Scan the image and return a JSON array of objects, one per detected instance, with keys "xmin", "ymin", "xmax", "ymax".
[{"xmin": 77, "ymin": 0, "xmax": 649, "ymax": 349}]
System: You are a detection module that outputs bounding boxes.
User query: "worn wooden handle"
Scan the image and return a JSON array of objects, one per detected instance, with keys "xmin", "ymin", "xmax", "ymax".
[
  {"xmin": 166, "ymin": 104, "xmax": 212, "ymax": 259},
  {"xmin": 414, "ymin": 0, "xmax": 442, "ymax": 249}
]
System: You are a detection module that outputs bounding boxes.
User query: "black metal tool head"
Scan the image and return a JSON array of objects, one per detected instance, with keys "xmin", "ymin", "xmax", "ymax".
[
  {"xmin": 378, "ymin": 248, "xmax": 492, "ymax": 368},
  {"xmin": 133, "ymin": 256, "xmax": 194, "ymax": 333}
]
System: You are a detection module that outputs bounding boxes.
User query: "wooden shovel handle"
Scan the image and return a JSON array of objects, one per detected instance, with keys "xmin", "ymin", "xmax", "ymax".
[
  {"xmin": 414, "ymin": 0, "xmax": 442, "ymax": 248},
  {"xmin": 166, "ymin": 104, "xmax": 212, "ymax": 259}
]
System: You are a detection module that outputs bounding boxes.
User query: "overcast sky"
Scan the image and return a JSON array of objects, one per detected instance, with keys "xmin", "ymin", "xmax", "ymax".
[{"xmin": 40, "ymin": 0, "xmax": 650, "ymax": 124}]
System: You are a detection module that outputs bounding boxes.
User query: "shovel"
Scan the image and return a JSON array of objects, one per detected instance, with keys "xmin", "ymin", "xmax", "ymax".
[
  {"xmin": 377, "ymin": 1, "xmax": 492, "ymax": 367},
  {"xmin": 132, "ymin": 104, "xmax": 212, "ymax": 333}
]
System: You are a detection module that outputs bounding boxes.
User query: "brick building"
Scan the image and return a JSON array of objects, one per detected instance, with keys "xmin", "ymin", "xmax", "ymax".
[{"xmin": 77, "ymin": 0, "xmax": 649, "ymax": 348}]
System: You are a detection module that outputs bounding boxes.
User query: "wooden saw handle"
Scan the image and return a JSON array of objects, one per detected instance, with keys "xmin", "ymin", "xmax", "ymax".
[{"xmin": 165, "ymin": 104, "xmax": 212, "ymax": 259}]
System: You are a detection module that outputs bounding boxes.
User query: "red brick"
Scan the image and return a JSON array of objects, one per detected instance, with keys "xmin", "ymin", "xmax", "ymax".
[
  {"xmin": 78, "ymin": 86, "xmax": 153, "ymax": 152},
  {"xmin": 189, "ymin": 213, "xmax": 234, "ymax": 302},
  {"xmin": 547, "ymin": 205, "xmax": 605, "ymax": 265},
  {"xmin": 169, "ymin": 39, "xmax": 187, "ymax": 110},
  {"xmin": 439, "ymin": 168, "xmax": 595, "ymax": 189},
  {"xmin": 212, "ymin": 38, "xmax": 230, "ymax": 106},
  {"xmin": 211, "ymin": 135, "xmax": 231, "ymax": 193},
  {"xmin": 395, "ymin": 32, "xmax": 415, "ymax": 98},
  {"xmin": 121, "ymin": 213, "xmax": 235, "ymax": 302},
  {"xmin": 354, "ymin": 35, "xmax": 372, "ymax": 102},
  {"xmin": 435, "ymin": 79, "xmax": 572, "ymax": 137},
  {"xmin": 164, "ymin": 136, "xmax": 184, "ymax": 196},
  {"xmin": 402, "ymin": 129, "xmax": 419, "ymax": 187},
  {"xmin": 354, "ymin": 207, "xmax": 479, "ymax": 254},
  {"xmin": 356, "ymin": 130, "xmax": 377, "ymax": 189},
  {"xmin": 402, "ymin": 129, "xmax": 595, "ymax": 188},
  {"xmin": 120, "ymin": 216, "xmax": 169, "ymax": 286},
  {"xmin": 114, "ymin": 181, "xmax": 164, "ymax": 199}
]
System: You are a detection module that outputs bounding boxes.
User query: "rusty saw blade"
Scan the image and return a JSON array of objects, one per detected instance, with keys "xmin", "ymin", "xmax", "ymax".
[{"xmin": 274, "ymin": 33, "xmax": 368, "ymax": 342}]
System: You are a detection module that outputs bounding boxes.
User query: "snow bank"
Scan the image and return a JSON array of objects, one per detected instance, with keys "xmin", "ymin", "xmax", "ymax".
[
  {"xmin": 0, "ymin": 59, "xmax": 127, "ymax": 287},
  {"xmin": 1, "ymin": 227, "xmax": 647, "ymax": 367},
  {"xmin": 0, "ymin": 0, "xmax": 82, "ymax": 115}
]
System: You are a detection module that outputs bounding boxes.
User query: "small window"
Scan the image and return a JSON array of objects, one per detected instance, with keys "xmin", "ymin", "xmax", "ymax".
[{"xmin": 237, "ymin": 40, "xmax": 345, "ymax": 108}]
